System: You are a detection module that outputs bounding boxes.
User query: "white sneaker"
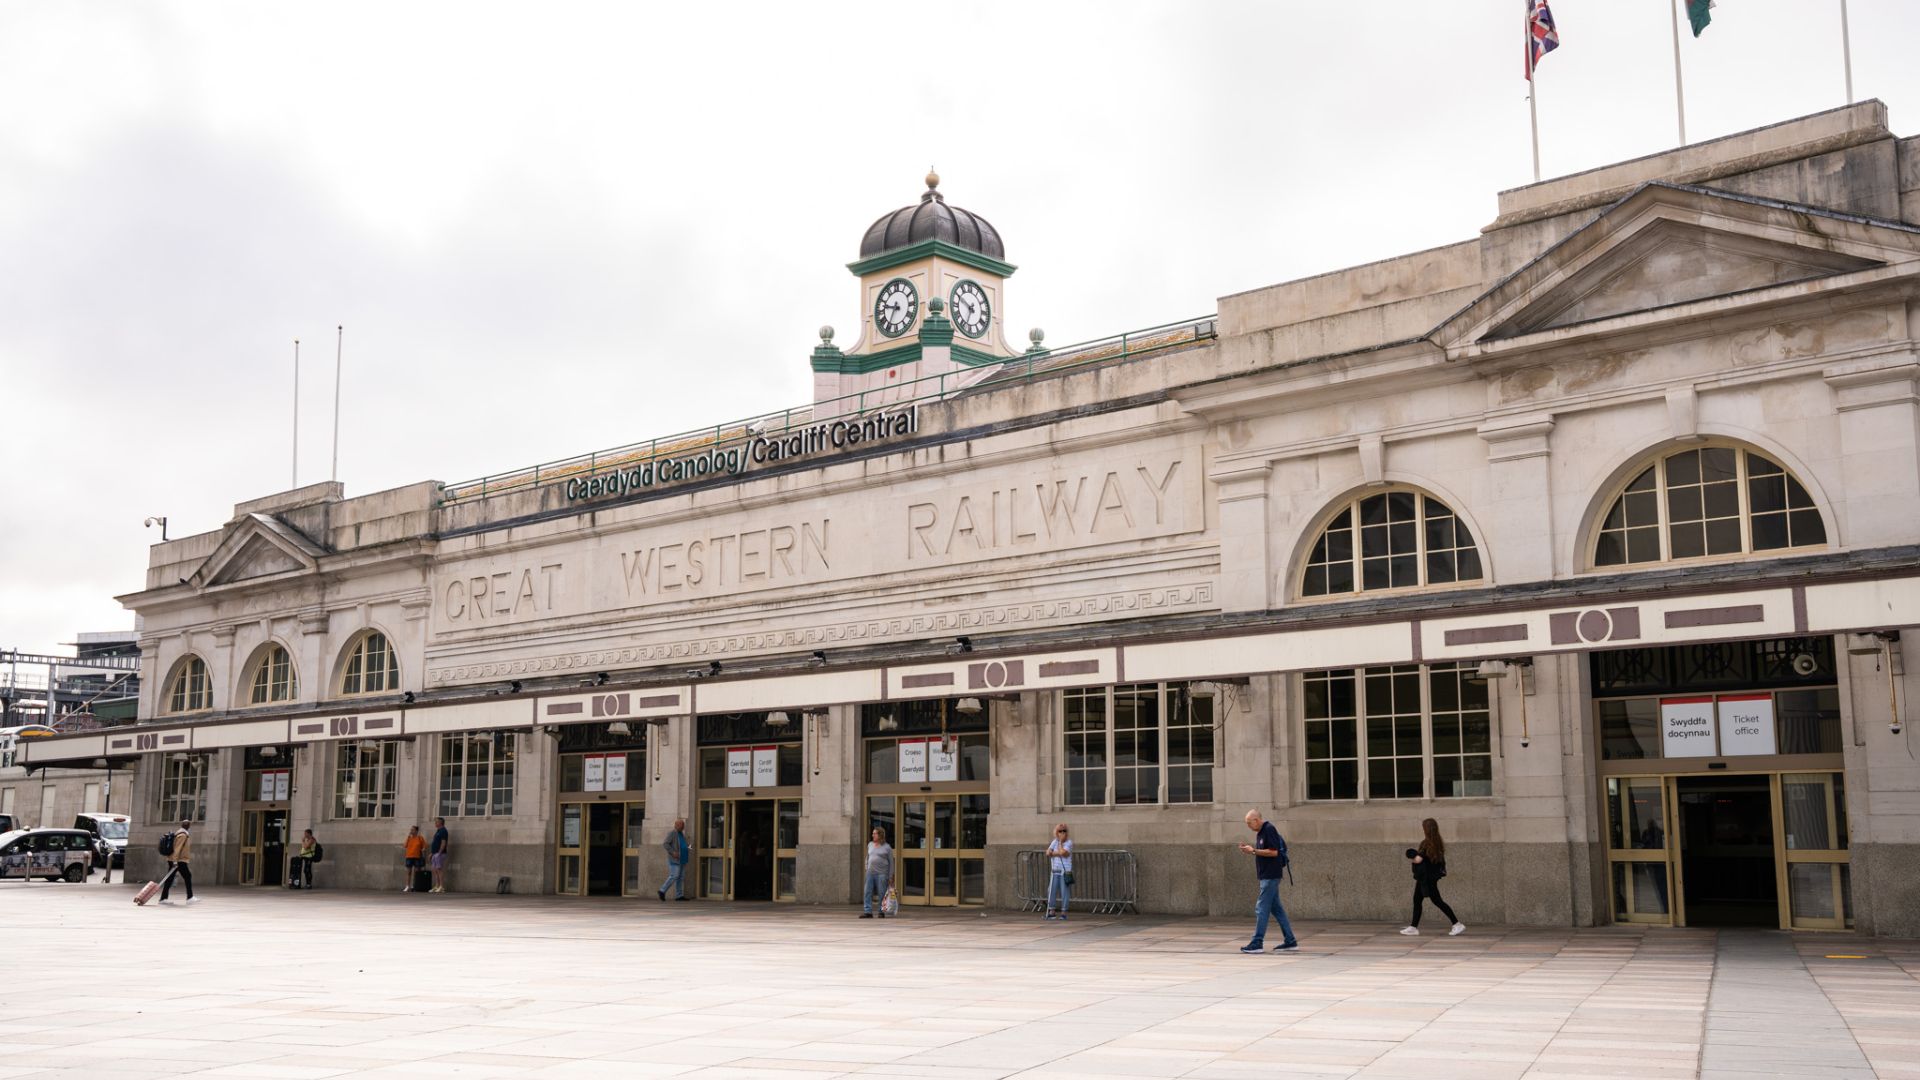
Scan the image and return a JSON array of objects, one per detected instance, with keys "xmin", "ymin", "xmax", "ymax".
[
  {"xmin": 158, "ymin": 899, "xmax": 174, "ymax": 906},
  {"xmin": 1449, "ymin": 923, "xmax": 1466, "ymax": 936},
  {"xmin": 185, "ymin": 897, "xmax": 199, "ymax": 905},
  {"xmin": 1399, "ymin": 926, "xmax": 1419, "ymax": 936}
]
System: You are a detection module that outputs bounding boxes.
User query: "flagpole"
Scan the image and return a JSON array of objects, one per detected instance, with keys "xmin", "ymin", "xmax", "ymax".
[
  {"xmin": 1669, "ymin": 0, "xmax": 1689, "ymax": 145},
  {"xmin": 291, "ymin": 339, "xmax": 300, "ymax": 490},
  {"xmin": 330, "ymin": 325, "xmax": 342, "ymax": 483},
  {"xmin": 1839, "ymin": 0, "xmax": 1854, "ymax": 103},
  {"xmin": 1526, "ymin": 3, "xmax": 1541, "ymax": 182}
]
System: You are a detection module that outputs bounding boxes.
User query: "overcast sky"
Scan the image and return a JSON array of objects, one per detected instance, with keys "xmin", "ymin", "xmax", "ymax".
[{"xmin": 3, "ymin": 1, "xmax": 1917, "ymax": 652}]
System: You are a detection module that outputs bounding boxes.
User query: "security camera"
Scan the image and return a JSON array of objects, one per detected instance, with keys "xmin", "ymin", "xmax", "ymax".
[
  {"xmin": 1791, "ymin": 653, "xmax": 1819, "ymax": 677},
  {"xmin": 1894, "ymin": 720, "xmax": 1906, "ymax": 736},
  {"xmin": 1520, "ymin": 738, "xmax": 1530, "ymax": 749}
]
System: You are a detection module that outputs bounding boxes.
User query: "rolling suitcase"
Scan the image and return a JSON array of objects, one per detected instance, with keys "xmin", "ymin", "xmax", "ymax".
[
  {"xmin": 413, "ymin": 868, "xmax": 433, "ymax": 893},
  {"xmin": 134, "ymin": 880, "xmax": 160, "ymax": 906}
]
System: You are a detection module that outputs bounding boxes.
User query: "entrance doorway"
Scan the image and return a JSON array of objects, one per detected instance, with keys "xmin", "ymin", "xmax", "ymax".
[
  {"xmin": 556, "ymin": 800, "xmax": 644, "ymax": 896},
  {"xmin": 585, "ymin": 803, "xmax": 624, "ymax": 897},
  {"xmin": 696, "ymin": 797, "xmax": 800, "ymax": 900},
  {"xmin": 1676, "ymin": 775, "xmax": 1778, "ymax": 927},
  {"xmin": 239, "ymin": 809, "xmax": 288, "ymax": 887},
  {"xmin": 868, "ymin": 794, "xmax": 989, "ymax": 907}
]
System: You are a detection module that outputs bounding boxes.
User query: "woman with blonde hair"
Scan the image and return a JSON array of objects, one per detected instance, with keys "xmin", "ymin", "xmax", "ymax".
[{"xmin": 1401, "ymin": 818, "xmax": 1465, "ymax": 936}]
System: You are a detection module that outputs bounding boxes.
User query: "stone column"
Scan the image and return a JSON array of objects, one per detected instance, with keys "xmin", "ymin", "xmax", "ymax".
[
  {"xmin": 1824, "ymin": 353, "xmax": 1920, "ymax": 548},
  {"xmin": 1213, "ymin": 462, "xmax": 1274, "ymax": 612},
  {"xmin": 797, "ymin": 705, "xmax": 857, "ymax": 904},
  {"xmin": 1477, "ymin": 416, "xmax": 1556, "ymax": 580}
]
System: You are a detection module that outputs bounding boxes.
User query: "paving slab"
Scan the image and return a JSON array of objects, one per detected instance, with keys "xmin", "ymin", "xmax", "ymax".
[{"xmin": 3, "ymin": 883, "xmax": 1917, "ymax": 1078}]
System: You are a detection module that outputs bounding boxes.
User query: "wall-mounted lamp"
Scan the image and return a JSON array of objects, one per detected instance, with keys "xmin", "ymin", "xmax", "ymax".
[
  {"xmin": 876, "ymin": 711, "xmax": 899, "ymax": 732},
  {"xmin": 607, "ymin": 721, "xmax": 632, "ymax": 736},
  {"xmin": 259, "ymin": 746, "xmax": 279, "ymax": 759},
  {"xmin": 766, "ymin": 711, "xmax": 791, "ymax": 729},
  {"xmin": 956, "ymin": 697, "xmax": 983, "ymax": 715}
]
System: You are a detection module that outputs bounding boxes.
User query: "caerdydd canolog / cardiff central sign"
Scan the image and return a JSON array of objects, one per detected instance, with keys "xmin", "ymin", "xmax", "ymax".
[{"xmin": 565, "ymin": 406, "xmax": 920, "ymax": 502}]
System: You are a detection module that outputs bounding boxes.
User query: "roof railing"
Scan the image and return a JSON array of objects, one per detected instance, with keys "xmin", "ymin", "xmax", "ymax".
[{"xmin": 438, "ymin": 313, "xmax": 1216, "ymax": 504}]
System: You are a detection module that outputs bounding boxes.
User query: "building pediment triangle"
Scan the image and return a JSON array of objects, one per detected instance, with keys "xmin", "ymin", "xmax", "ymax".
[
  {"xmin": 191, "ymin": 512, "xmax": 326, "ymax": 589},
  {"xmin": 1431, "ymin": 182, "xmax": 1920, "ymax": 355}
]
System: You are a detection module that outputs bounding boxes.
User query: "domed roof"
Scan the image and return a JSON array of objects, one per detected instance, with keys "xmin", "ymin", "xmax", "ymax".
[{"xmin": 859, "ymin": 171, "xmax": 1005, "ymax": 261}]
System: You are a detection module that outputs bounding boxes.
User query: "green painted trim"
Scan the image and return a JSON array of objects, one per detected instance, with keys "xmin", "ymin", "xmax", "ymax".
[
  {"xmin": 808, "ymin": 339, "xmax": 1007, "ymax": 375},
  {"xmin": 847, "ymin": 239, "xmax": 1017, "ymax": 279},
  {"xmin": 917, "ymin": 310, "xmax": 954, "ymax": 347}
]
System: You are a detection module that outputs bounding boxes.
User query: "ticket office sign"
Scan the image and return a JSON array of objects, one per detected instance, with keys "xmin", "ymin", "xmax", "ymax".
[
  {"xmin": 1716, "ymin": 694, "xmax": 1777, "ymax": 757},
  {"xmin": 1660, "ymin": 696, "xmax": 1719, "ymax": 757}
]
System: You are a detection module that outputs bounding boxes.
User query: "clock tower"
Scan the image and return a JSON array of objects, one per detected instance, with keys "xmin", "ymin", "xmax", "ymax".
[{"xmin": 811, "ymin": 171, "xmax": 1021, "ymax": 412}]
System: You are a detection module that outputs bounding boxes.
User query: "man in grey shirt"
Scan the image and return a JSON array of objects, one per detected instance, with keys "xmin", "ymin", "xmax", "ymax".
[
  {"xmin": 658, "ymin": 818, "xmax": 689, "ymax": 901},
  {"xmin": 861, "ymin": 827, "xmax": 893, "ymax": 918}
]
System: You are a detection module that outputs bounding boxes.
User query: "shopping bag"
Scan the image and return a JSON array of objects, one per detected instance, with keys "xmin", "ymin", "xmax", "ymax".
[
  {"xmin": 881, "ymin": 887, "xmax": 899, "ymax": 917},
  {"xmin": 133, "ymin": 880, "xmax": 160, "ymax": 906}
]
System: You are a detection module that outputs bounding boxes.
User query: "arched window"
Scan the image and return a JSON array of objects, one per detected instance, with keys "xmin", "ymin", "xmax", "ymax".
[
  {"xmin": 1593, "ymin": 445, "xmax": 1826, "ymax": 567},
  {"xmin": 247, "ymin": 644, "xmax": 298, "ymax": 705},
  {"xmin": 339, "ymin": 632, "xmax": 400, "ymax": 697},
  {"xmin": 165, "ymin": 656, "xmax": 212, "ymax": 714},
  {"xmin": 1301, "ymin": 488, "xmax": 1483, "ymax": 597}
]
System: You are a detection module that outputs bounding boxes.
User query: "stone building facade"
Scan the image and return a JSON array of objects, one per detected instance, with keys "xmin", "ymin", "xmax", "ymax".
[{"xmin": 24, "ymin": 102, "xmax": 1920, "ymax": 935}]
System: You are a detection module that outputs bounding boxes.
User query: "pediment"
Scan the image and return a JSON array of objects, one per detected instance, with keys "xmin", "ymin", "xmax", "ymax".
[
  {"xmin": 192, "ymin": 513, "xmax": 325, "ymax": 588},
  {"xmin": 1494, "ymin": 219, "xmax": 1876, "ymax": 337},
  {"xmin": 1433, "ymin": 183, "xmax": 1920, "ymax": 354}
]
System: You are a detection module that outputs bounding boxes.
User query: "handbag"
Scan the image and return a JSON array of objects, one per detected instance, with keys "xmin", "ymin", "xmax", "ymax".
[
  {"xmin": 1064, "ymin": 871, "xmax": 1075, "ymax": 887},
  {"xmin": 881, "ymin": 886, "xmax": 900, "ymax": 917}
]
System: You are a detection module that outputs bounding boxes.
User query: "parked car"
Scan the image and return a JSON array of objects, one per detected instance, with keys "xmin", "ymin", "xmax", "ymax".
[
  {"xmin": 0, "ymin": 829, "xmax": 94, "ymax": 883},
  {"xmin": 73, "ymin": 813, "xmax": 130, "ymax": 868}
]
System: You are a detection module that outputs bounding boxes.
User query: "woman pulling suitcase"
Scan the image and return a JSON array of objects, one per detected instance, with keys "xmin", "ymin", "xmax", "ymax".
[{"xmin": 1400, "ymin": 818, "xmax": 1465, "ymax": 937}]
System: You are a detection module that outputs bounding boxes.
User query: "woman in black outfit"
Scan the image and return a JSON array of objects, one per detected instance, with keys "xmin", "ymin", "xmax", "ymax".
[{"xmin": 1400, "ymin": 818, "xmax": 1465, "ymax": 937}]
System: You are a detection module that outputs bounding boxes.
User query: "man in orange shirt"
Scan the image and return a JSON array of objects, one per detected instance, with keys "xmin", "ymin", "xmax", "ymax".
[{"xmin": 402, "ymin": 825, "xmax": 427, "ymax": 892}]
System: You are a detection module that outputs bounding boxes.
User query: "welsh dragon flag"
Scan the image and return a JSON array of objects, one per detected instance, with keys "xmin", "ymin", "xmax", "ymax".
[{"xmin": 1687, "ymin": 0, "xmax": 1714, "ymax": 36}]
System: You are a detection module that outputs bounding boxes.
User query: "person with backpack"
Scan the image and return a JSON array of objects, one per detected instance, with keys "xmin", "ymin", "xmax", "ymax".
[
  {"xmin": 659, "ymin": 818, "xmax": 690, "ymax": 901},
  {"xmin": 1238, "ymin": 809, "xmax": 1297, "ymax": 952},
  {"xmin": 1401, "ymin": 818, "xmax": 1466, "ymax": 937},
  {"xmin": 289, "ymin": 829, "xmax": 320, "ymax": 889},
  {"xmin": 157, "ymin": 818, "xmax": 197, "ymax": 905}
]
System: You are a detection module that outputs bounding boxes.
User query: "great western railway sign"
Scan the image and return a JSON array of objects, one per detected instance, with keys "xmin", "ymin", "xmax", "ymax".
[{"xmin": 565, "ymin": 405, "xmax": 920, "ymax": 502}]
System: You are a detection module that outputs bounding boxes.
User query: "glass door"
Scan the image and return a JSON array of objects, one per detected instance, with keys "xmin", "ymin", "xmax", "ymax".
[
  {"xmin": 898, "ymin": 798, "xmax": 929, "ymax": 904},
  {"xmin": 555, "ymin": 804, "xmax": 584, "ymax": 896},
  {"xmin": 698, "ymin": 799, "xmax": 732, "ymax": 900},
  {"xmin": 239, "ymin": 810, "xmax": 262, "ymax": 886},
  {"xmin": 1781, "ymin": 772, "xmax": 1852, "ymax": 929},
  {"xmin": 929, "ymin": 798, "xmax": 958, "ymax": 906},
  {"xmin": 1605, "ymin": 776, "xmax": 1676, "ymax": 924},
  {"xmin": 622, "ymin": 803, "xmax": 646, "ymax": 897},
  {"xmin": 775, "ymin": 799, "xmax": 799, "ymax": 901}
]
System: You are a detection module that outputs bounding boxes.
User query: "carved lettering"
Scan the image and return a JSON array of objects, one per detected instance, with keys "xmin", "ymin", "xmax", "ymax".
[
  {"xmin": 615, "ymin": 518, "xmax": 830, "ymax": 597},
  {"xmin": 1138, "ymin": 459, "xmax": 1179, "ymax": 524},
  {"xmin": 440, "ymin": 562, "xmax": 568, "ymax": 626},
  {"xmin": 1035, "ymin": 478, "xmax": 1084, "ymax": 538},
  {"xmin": 907, "ymin": 460, "xmax": 1189, "ymax": 561}
]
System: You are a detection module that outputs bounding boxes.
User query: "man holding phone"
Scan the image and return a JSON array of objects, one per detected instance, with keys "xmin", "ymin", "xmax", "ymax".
[{"xmin": 1238, "ymin": 809, "xmax": 1298, "ymax": 953}]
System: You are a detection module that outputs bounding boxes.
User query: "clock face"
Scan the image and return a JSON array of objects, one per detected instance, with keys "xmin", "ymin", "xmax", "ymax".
[
  {"xmin": 950, "ymin": 280, "xmax": 991, "ymax": 338},
  {"xmin": 873, "ymin": 278, "xmax": 918, "ymax": 338}
]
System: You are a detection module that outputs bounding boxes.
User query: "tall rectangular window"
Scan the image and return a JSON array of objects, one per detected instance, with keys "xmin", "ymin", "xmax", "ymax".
[
  {"xmin": 333, "ymin": 741, "xmax": 399, "ymax": 819},
  {"xmin": 1303, "ymin": 663, "xmax": 1492, "ymax": 801},
  {"xmin": 159, "ymin": 756, "xmax": 208, "ymax": 822},
  {"xmin": 1060, "ymin": 683, "xmax": 1214, "ymax": 806},
  {"xmin": 438, "ymin": 732, "xmax": 515, "ymax": 817}
]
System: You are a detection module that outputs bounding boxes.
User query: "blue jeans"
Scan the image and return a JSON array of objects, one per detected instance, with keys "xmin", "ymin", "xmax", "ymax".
[
  {"xmin": 1047, "ymin": 869, "xmax": 1070, "ymax": 913},
  {"xmin": 1249, "ymin": 877, "xmax": 1295, "ymax": 947},
  {"xmin": 863, "ymin": 870, "xmax": 889, "ymax": 914},
  {"xmin": 660, "ymin": 860, "xmax": 685, "ymax": 899}
]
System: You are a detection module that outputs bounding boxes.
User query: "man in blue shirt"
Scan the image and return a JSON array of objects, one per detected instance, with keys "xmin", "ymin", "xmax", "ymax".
[
  {"xmin": 1238, "ymin": 809, "xmax": 1298, "ymax": 953},
  {"xmin": 429, "ymin": 818, "xmax": 450, "ymax": 894}
]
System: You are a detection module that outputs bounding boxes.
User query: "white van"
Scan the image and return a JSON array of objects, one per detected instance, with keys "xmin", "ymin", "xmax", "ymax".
[
  {"xmin": 73, "ymin": 813, "xmax": 131, "ymax": 868},
  {"xmin": 0, "ymin": 829, "xmax": 94, "ymax": 883}
]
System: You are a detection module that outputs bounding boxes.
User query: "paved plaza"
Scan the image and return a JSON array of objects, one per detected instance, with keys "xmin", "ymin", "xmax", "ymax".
[{"xmin": 3, "ymin": 882, "xmax": 1919, "ymax": 1080}]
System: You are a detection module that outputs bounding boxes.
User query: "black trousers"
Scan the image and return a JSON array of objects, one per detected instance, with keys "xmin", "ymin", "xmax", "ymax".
[
  {"xmin": 159, "ymin": 862, "xmax": 194, "ymax": 900},
  {"xmin": 1410, "ymin": 878, "xmax": 1456, "ymax": 927},
  {"xmin": 289, "ymin": 857, "xmax": 314, "ymax": 887}
]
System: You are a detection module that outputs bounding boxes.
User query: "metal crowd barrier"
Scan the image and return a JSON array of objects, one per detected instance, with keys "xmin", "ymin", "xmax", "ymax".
[{"xmin": 1014, "ymin": 848, "xmax": 1138, "ymax": 914}]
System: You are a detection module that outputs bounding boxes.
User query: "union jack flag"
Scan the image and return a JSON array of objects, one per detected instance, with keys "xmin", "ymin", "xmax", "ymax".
[{"xmin": 1526, "ymin": 0, "xmax": 1559, "ymax": 80}]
